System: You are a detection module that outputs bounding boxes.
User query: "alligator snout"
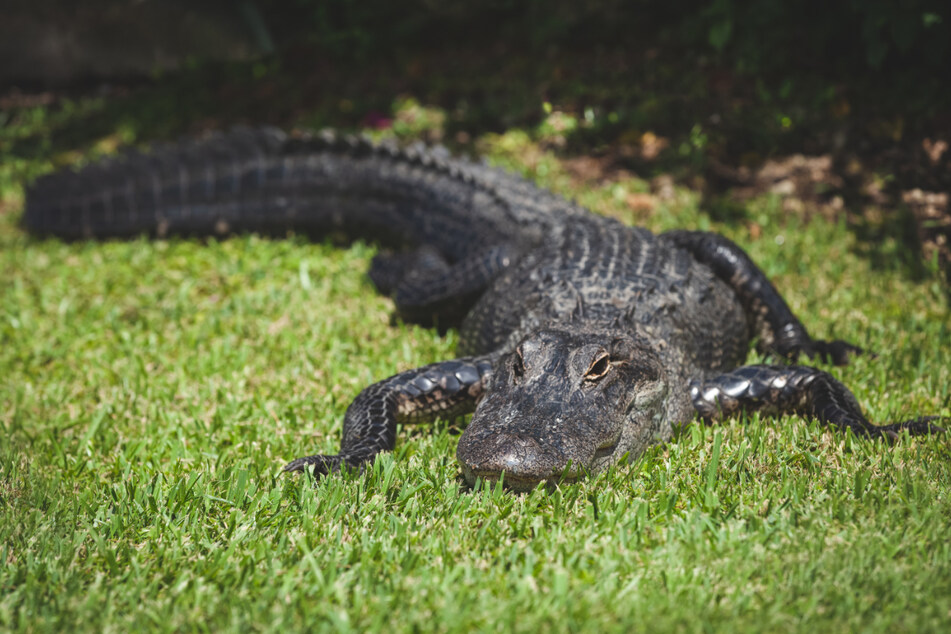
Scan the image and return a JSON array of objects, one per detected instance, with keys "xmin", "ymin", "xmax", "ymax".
[
  {"xmin": 457, "ymin": 425, "xmax": 596, "ymax": 491},
  {"xmin": 455, "ymin": 327, "xmax": 667, "ymax": 492}
]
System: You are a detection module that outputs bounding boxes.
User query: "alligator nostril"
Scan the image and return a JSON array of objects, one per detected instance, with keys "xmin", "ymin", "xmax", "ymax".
[{"xmin": 501, "ymin": 448, "xmax": 527, "ymax": 470}]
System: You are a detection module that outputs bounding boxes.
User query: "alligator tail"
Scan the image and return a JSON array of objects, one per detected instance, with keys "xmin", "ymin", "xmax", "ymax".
[{"xmin": 22, "ymin": 127, "xmax": 543, "ymax": 256}]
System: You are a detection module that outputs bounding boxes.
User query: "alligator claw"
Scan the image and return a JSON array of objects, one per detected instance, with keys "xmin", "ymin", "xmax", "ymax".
[
  {"xmin": 875, "ymin": 416, "xmax": 947, "ymax": 440},
  {"xmin": 283, "ymin": 454, "xmax": 362, "ymax": 477},
  {"xmin": 810, "ymin": 339, "xmax": 871, "ymax": 366}
]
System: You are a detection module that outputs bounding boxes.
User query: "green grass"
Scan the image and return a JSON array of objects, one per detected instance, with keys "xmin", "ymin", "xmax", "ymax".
[{"xmin": 2, "ymin": 99, "xmax": 950, "ymax": 633}]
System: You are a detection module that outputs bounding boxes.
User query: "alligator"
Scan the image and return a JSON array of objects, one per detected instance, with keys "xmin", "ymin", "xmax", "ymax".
[{"xmin": 23, "ymin": 127, "xmax": 945, "ymax": 491}]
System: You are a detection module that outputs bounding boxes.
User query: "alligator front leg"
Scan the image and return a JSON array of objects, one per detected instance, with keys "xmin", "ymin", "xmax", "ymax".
[
  {"xmin": 662, "ymin": 230, "xmax": 863, "ymax": 364},
  {"xmin": 690, "ymin": 365, "xmax": 946, "ymax": 438},
  {"xmin": 283, "ymin": 355, "xmax": 497, "ymax": 476}
]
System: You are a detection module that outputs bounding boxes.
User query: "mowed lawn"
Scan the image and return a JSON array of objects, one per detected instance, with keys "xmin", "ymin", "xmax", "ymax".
[{"xmin": 1, "ymin": 112, "xmax": 950, "ymax": 632}]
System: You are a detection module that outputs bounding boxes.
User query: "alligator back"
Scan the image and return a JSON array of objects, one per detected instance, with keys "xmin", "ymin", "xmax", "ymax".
[
  {"xmin": 23, "ymin": 128, "xmax": 578, "ymax": 262},
  {"xmin": 459, "ymin": 215, "xmax": 750, "ymax": 380}
]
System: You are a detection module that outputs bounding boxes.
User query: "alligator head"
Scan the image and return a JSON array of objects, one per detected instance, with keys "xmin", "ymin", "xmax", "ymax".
[{"xmin": 457, "ymin": 327, "xmax": 670, "ymax": 491}]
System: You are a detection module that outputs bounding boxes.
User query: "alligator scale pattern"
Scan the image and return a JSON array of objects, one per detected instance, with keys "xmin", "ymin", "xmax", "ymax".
[{"xmin": 23, "ymin": 127, "xmax": 945, "ymax": 491}]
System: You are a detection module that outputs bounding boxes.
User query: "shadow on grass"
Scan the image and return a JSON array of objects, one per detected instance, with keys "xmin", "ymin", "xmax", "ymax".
[{"xmin": 3, "ymin": 40, "xmax": 949, "ymax": 287}]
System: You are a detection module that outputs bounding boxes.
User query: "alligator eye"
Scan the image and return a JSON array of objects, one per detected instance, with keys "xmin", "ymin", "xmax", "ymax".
[{"xmin": 584, "ymin": 353, "xmax": 611, "ymax": 382}]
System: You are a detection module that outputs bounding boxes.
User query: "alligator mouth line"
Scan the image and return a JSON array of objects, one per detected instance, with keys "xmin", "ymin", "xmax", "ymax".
[
  {"xmin": 467, "ymin": 442, "xmax": 619, "ymax": 486},
  {"xmin": 593, "ymin": 439, "xmax": 620, "ymax": 460},
  {"xmin": 467, "ymin": 470, "xmax": 582, "ymax": 492}
]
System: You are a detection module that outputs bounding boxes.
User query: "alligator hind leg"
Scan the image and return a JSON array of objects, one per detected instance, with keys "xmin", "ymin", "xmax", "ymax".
[
  {"xmin": 661, "ymin": 230, "xmax": 862, "ymax": 364},
  {"xmin": 690, "ymin": 364, "xmax": 946, "ymax": 438},
  {"xmin": 369, "ymin": 244, "xmax": 519, "ymax": 327},
  {"xmin": 283, "ymin": 354, "xmax": 497, "ymax": 476},
  {"xmin": 368, "ymin": 246, "xmax": 448, "ymax": 296}
]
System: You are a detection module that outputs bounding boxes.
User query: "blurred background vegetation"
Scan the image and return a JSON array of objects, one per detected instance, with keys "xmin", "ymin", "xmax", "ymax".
[{"xmin": 1, "ymin": 0, "xmax": 949, "ymax": 281}]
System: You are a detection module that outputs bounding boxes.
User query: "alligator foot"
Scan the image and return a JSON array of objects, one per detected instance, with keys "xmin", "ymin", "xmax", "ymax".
[
  {"xmin": 691, "ymin": 364, "xmax": 947, "ymax": 438},
  {"xmin": 283, "ymin": 355, "xmax": 497, "ymax": 481},
  {"xmin": 865, "ymin": 415, "xmax": 947, "ymax": 441},
  {"xmin": 282, "ymin": 453, "xmax": 369, "ymax": 477},
  {"xmin": 801, "ymin": 338, "xmax": 870, "ymax": 366}
]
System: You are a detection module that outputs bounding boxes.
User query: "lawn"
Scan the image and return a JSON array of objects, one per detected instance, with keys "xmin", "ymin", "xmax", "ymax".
[{"xmin": 1, "ymin": 85, "xmax": 950, "ymax": 632}]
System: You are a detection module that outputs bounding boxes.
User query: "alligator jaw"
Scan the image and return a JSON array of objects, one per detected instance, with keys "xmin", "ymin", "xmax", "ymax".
[
  {"xmin": 460, "ymin": 463, "xmax": 584, "ymax": 492},
  {"xmin": 456, "ymin": 426, "xmax": 593, "ymax": 492},
  {"xmin": 460, "ymin": 433, "xmax": 623, "ymax": 492}
]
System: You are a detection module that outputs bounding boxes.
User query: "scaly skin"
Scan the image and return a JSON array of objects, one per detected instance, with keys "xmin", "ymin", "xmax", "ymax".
[{"xmin": 23, "ymin": 127, "xmax": 946, "ymax": 491}]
